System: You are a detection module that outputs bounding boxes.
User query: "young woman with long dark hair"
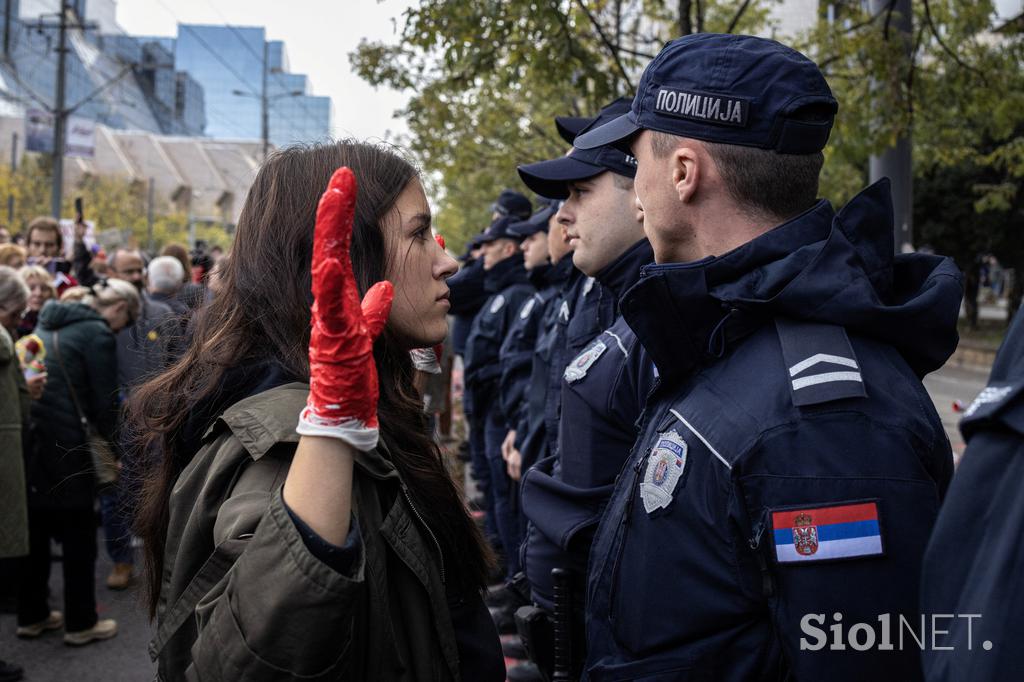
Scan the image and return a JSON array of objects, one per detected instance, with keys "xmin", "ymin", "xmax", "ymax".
[{"xmin": 130, "ymin": 142, "xmax": 502, "ymax": 681}]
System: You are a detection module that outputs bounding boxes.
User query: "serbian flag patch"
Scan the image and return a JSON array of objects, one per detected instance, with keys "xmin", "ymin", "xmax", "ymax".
[{"xmin": 770, "ymin": 501, "xmax": 883, "ymax": 564}]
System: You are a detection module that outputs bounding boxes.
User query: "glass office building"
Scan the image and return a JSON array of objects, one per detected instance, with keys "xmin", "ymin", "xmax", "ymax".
[{"xmin": 172, "ymin": 24, "xmax": 333, "ymax": 148}]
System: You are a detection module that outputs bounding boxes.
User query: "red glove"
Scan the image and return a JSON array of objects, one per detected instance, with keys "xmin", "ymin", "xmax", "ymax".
[
  {"xmin": 434, "ymin": 233, "xmax": 445, "ymax": 250},
  {"xmin": 297, "ymin": 167, "xmax": 394, "ymax": 451}
]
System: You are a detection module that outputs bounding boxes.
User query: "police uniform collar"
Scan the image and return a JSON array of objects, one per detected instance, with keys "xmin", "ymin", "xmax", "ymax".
[
  {"xmin": 527, "ymin": 262, "xmax": 552, "ymax": 289},
  {"xmin": 484, "ymin": 251, "xmax": 529, "ymax": 294},
  {"xmin": 621, "ymin": 198, "xmax": 836, "ymax": 382},
  {"xmin": 547, "ymin": 251, "xmax": 576, "ymax": 288},
  {"xmin": 594, "ymin": 238, "xmax": 653, "ymax": 304}
]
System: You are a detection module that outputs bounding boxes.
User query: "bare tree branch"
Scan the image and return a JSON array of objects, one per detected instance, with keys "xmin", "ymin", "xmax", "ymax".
[
  {"xmin": 726, "ymin": 0, "xmax": 754, "ymax": 34},
  {"xmin": 921, "ymin": 0, "xmax": 989, "ymax": 85},
  {"xmin": 696, "ymin": 0, "xmax": 705, "ymax": 33},
  {"xmin": 574, "ymin": 0, "xmax": 636, "ymax": 91}
]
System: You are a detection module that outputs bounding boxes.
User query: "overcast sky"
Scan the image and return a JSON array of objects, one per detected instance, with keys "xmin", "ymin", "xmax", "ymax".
[{"xmin": 115, "ymin": 0, "xmax": 414, "ymax": 143}]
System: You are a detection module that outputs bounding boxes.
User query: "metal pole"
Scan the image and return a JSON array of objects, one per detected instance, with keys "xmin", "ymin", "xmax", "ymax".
[
  {"xmin": 50, "ymin": 0, "xmax": 69, "ymax": 219},
  {"xmin": 868, "ymin": 0, "xmax": 913, "ymax": 253},
  {"xmin": 3, "ymin": 0, "xmax": 12, "ymax": 57},
  {"xmin": 261, "ymin": 38, "xmax": 269, "ymax": 162},
  {"xmin": 146, "ymin": 177, "xmax": 155, "ymax": 254},
  {"xmin": 8, "ymin": 131, "xmax": 17, "ymax": 223},
  {"xmin": 187, "ymin": 190, "xmax": 196, "ymax": 249}
]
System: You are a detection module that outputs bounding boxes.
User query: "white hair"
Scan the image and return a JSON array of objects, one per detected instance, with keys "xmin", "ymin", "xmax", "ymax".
[
  {"xmin": 0, "ymin": 265, "xmax": 29, "ymax": 310},
  {"xmin": 148, "ymin": 256, "xmax": 186, "ymax": 294}
]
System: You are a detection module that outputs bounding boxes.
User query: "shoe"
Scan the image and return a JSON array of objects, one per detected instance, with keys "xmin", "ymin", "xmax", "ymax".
[
  {"xmin": 63, "ymin": 618, "xmax": 118, "ymax": 646},
  {"xmin": 16, "ymin": 610, "xmax": 63, "ymax": 638},
  {"xmin": 507, "ymin": 662, "xmax": 544, "ymax": 682},
  {"xmin": 106, "ymin": 562, "xmax": 133, "ymax": 590},
  {"xmin": 485, "ymin": 583, "xmax": 514, "ymax": 608},
  {"xmin": 0, "ymin": 660, "xmax": 23, "ymax": 682}
]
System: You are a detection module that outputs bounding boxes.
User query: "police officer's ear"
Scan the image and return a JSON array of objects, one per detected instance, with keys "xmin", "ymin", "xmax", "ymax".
[{"xmin": 672, "ymin": 143, "xmax": 702, "ymax": 205}]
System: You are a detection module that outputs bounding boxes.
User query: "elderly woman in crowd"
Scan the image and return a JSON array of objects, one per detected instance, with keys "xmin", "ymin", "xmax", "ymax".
[{"xmin": 16, "ymin": 265, "xmax": 57, "ymax": 339}]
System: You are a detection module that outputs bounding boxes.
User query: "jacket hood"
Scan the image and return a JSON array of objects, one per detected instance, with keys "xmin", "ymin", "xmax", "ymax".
[
  {"xmin": 37, "ymin": 300, "xmax": 105, "ymax": 331},
  {"xmin": 484, "ymin": 252, "xmax": 529, "ymax": 293},
  {"xmin": 621, "ymin": 180, "xmax": 964, "ymax": 382}
]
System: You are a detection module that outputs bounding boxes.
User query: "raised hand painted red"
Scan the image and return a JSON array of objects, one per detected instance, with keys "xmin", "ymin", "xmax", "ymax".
[{"xmin": 301, "ymin": 166, "xmax": 393, "ymax": 436}]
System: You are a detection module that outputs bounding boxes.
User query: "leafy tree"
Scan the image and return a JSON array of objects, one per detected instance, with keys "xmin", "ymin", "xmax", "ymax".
[{"xmin": 354, "ymin": 0, "xmax": 1024, "ymax": 294}]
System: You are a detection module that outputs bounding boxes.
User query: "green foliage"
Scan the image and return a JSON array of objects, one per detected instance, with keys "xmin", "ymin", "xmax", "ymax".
[{"xmin": 354, "ymin": 0, "xmax": 1023, "ymax": 267}]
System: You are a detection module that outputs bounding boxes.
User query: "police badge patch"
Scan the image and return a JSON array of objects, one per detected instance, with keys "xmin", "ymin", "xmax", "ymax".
[
  {"xmin": 564, "ymin": 339, "xmax": 607, "ymax": 383},
  {"xmin": 489, "ymin": 294, "xmax": 506, "ymax": 314},
  {"xmin": 640, "ymin": 430, "xmax": 688, "ymax": 514},
  {"xmin": 519, "ymin": 297, "xmax": 536, "ymax": 320}
]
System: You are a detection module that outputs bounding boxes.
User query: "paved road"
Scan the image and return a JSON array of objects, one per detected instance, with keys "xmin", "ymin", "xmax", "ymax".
[
  {"xmin": 0, "ymin": 362, "xmax": 994, "ymax": 681},
  {"xmin": 0, "ymin": 543, "xmax": 154, "ymax": 681}
]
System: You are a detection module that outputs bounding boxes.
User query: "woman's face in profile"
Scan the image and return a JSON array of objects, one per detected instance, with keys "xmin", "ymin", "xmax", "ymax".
[{"xmin": 383, "ymin": 177, "xmax": 457, "ymax": 349}]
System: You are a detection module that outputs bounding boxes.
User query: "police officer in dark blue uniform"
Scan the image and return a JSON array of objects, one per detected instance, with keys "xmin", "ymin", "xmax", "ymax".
[
  {"xmin": 464, "ymin": 214, "xmax": 535, "ymax": 579},
  {"xmin": 498, "ymin": 202, "xmax": 562, "ymax": 482},
  {"xmin": 921, "ymin": 311, "xmax": 1024, "ymax": 682},
  {"xmin": 572, "ymin": 33, "xmax": 964, "ymax": 681},
  {"xmin": 514, "ymin": 102, "xmax": 653, "ymax": 678},
  {"xmin": 452, "ymin": 191, "xmax": 532, "ymax": 551},
  {"xmin": 522, "ymin": 99, "xmax": 635, "ymax": 465}
]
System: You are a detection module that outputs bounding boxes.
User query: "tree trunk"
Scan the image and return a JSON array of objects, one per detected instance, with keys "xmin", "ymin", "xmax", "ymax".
[
  {"xmin": 1008, "ymin": 266, "xmax": 1022, "ymax": 326},
  {"xmin": 678, "ymin": 0, "xmax": 693, "ymax": 35},
  {"xmin": 963, "ymin": 260, "xmax": 980, "ymax": 330}
]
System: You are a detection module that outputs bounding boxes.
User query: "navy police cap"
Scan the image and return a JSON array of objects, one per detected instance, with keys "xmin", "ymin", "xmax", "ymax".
[
  {"xmin": 477, "ymin": 215, "xmax": 524, "ymax": 244},
  {"xmin": 573, "ymin": 34, "xmax": 837, "ymax": 155},
  {"xmin": 491, "ymin": 189, "xmax": 533, "ymax": 220},
  {"xmin": 555, "ymin": 115, "xmax": 593, "ymax": 144},
  {"xmin": 517, "ymin": 97, "xmax": 637, "ymax": 200},
  {"xmin": 508, "ymin": 201, "xmax": 560, "ymax": 238}
]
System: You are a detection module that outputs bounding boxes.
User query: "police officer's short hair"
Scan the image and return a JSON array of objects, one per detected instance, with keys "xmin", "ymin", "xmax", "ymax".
[
  {"xmin": 611, "ymin": 173, "xmax": 634, "ymax": 192},
  {"xmin": 650, "ymin": 131, "xmax": 822, "ymax": 222}
]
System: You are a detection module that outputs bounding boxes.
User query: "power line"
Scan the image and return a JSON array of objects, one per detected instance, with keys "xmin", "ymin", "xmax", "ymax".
[
  {"xmin": 149, "ymin": 0, "xmax": 261, "ymax": 98},
  {"xmin": 198, "ymin": 0, "xmax": 327, "ymax": 132}
]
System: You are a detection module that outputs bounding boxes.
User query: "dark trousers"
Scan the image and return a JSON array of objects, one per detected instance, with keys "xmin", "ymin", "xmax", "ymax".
[
  {"xmin": 485, "ymin": 409, "xmax": 521, "ymax": 578},
  {"xmin": 99, "ymin": 489, "xmax": 133, "ymax": 565},
  {"xmin": 465, "ymin": 388, "xmax": 500, "ymax": 549},
  {"xmin": 17, "ymin": 507, "xmax": 98, "ymax": 632}
]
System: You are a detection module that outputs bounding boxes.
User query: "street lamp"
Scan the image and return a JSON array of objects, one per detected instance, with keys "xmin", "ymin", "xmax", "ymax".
[{"xmin": 232, "ymin": 88, "xmax": 304, "ymax": 161}]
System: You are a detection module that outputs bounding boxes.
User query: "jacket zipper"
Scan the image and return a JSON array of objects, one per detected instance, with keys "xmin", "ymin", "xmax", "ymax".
[
  {"xmin": 401, "ymin": 483, "xmax": 446, "ymax": 585},
  {"xmin": 747, "ymin": 507, "xmax": 774, "ymax": 598}
]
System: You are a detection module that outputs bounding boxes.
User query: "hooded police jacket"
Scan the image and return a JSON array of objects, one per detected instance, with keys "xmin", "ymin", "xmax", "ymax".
[{"xmin": 584, "ymin": 180, "xmax": 963, "ymax": 682}]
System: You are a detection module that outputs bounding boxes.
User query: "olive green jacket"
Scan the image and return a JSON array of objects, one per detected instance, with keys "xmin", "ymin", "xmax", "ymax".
[
  {"xmin": 156, "ymin": 383, "xmax": 462, "ymax": 681},
  {"xmin": 0, "ymin": 326, "xmax": 28, "ymax": 559}
]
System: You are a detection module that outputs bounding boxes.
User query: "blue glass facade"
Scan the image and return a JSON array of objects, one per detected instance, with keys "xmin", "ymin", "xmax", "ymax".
[{"xmin": 173, "ymin": 24, "xmax": 332, "ymax": 148}]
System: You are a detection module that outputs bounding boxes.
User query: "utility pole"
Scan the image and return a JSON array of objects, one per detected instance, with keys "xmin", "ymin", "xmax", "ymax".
[
  {"xmin": 261, "ymin": 39, "xmax": 269, "ymax": 162},
  {"xmin": 50, "ymin": 0, "xmax": 69, "ymax": 219},
  {"xmin": 8, "ymin": 132, "xmax": 16, "ymax": 223},
  {"xmin": 868, "ymin": 0, "xmax": 913, "ymax": 253},
  {"xmin": 146, "ymin": 177, "xmax": 155, "ymax": 254}
]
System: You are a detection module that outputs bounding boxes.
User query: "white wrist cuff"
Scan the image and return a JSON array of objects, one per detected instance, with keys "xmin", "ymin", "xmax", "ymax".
[{"xmin": 296, "ymin": 412, "xmax": 379, "ymax": 452}]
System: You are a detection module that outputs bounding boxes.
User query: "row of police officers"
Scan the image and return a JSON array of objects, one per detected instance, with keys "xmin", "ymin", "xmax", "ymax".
[{"xmin": 445, "ymin": 32, "xmax": 1010, "ymax": 682}]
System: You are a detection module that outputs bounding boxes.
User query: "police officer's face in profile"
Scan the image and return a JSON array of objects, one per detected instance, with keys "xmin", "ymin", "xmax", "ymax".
[
  {"xmin": 520, "ymin": 231, "xmax": 550, "ymax": 271},
  {"xmin": 561, "ymin": 172, "xmax": 644, "ymax": 277},
  {"xmin": 481, "ymin": 238, "xmax": 517, "ymax": 271},
  {"xmin": 631, "ymin": 130, "xmax": 702, "ymax": 264}
]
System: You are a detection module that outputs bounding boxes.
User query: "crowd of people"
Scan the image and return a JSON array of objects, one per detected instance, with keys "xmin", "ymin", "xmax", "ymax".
[
  {"xmin": 1, "ymin": 30, "xmax": 1021, "ymax": 682},
  {"xmin": 0, "ymin": 219, "xmax": 224, "ymax": 680}
]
